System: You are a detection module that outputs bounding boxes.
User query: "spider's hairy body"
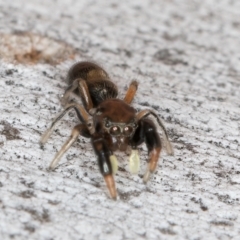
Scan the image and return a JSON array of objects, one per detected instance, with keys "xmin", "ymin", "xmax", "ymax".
[
  {"xmin": 67, "ymin": 61, "xmax": 118, "ymax": 108},
  {"xmin": 41, "ymin": 61, "xmax": 173, "ymax": 199}
]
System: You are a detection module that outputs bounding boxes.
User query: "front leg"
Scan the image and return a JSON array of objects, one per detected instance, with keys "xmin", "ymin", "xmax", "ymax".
[
  {"xmin": 91, "ymin": 133, "xmax": 117, "ymax": 199},
  {"xmin": 131, "ymin": 118, "xmax": 162, "ymax": 183},
  {"xmin": 123, "ymin": 80, "xmax": 138, "ymax": 104}
]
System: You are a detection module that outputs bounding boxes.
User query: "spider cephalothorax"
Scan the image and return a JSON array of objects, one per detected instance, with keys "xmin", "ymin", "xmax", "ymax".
[{"xmin": 41, "ymin": 61, "xmax": 173, "ymax": 199}]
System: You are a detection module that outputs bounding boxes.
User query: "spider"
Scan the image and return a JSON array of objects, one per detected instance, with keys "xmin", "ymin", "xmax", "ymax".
[{"xmin": 41, "ymin": 61, "xmax": 173, "ymax": 199}]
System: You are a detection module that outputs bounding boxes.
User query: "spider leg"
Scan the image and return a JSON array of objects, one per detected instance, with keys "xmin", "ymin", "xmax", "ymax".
[
  {"xmin": 49, "ymin": 124, "xmax": 90, "ymax": 170},
  {"xmin": 123, "ymin": 80, "xmax": 138, "ymax": 104},
  {"xmin": 78, "ymin": 79, "xmax": 94, "ymax": 111},
  {"xmin": 62, "ymin": 78, "xmax": 94, "ymax": 111},
  {"xmin": 40, "ymin": 103, "xmax": 89, "ymax": 144},
  {"xmin": 136, "ymin": 109, "xmax": 174, "ymax": 155},
  {"xmin": 92, "ymin": 133, "xmax": 117, "ymax": 200},
  {"xmin": 61, "ymin": 79, "xmax": 79, "ymax": 106},
  {"xmin": 131, "ymin": 118, "xmax": 163, "ymax": 182}
]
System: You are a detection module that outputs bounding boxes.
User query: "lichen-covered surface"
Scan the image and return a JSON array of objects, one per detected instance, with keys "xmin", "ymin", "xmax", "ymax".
[{"xmin": 0, "ymin": 0, "xmax": 240, "ymax": 239}]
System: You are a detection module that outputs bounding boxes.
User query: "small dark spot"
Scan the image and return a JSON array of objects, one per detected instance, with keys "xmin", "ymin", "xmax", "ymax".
[
  {"xmin": 24, "ymin": 224, "xmax": 35, "ymax": 233},
  {"xmin": 21, "ymin": 207, "xmax": 50, "ymax": 223},
  {"xmin": 41, "ymin": 188, "xmax": 53, "ymax": 193},
  {"xmin": 42, "ymin": 209, "xmax": 50, "ymax": 222},
  {"xmin": 0, "ymin": 120, "xmax": 21, "ymax": 140},
  {"xmin": 118, "ymin": 190, "xmax": 141, "ymax": 201},
  {"xmin": 217, "ymin": 97, "xmax": 225, "ymax": 102},
  {"xmin": 48, "ymin": 200, "xmax": 60, "ymax": 205},
  {"xmin": 20, "ymin": 179, "xmax": 34, "ymax": 188},
  {"xmin": 190, "ymin": 197, "xmax": 199, "ymax": 204},
  {"xmin": 186, "ymin": 209, "xmax": 196, "ymax": 214},
  {"xmin": 5, "ymin": 80, "xmax": 15, "ymax": 85},
  {"xmin": 200, "ymin": 204, "xmax": 208, "ymax": 211},
  {"xmin": 216, "ymin": 194, "xmax": 237, "ymax": 205},
  {"xmin": 102, "ymin": 48, "xmax": 119, "ymax": 54},
  {"xmin": 92, "ymin": 182, "xmax": 101, "ymax": 188},
  {"xmin": 217, "ymin": 83, "xmax": 226, "ymax": 88},
  {"xmin": 0, "ymin": 182, "xmax": 3, "ymax": 187},
  {"xmin": 153, "ymin": 48, "xmax": 188, "ymax": 66},
  {"xmin": 139, "ymin": 102, "xmax": 150, "ymax": 107},
  {"xmin": 42, "ymin": 71, "xmax": 54, "ymax": 79},
  {"xmin": 123, "ymin": 49, "xmax": 132, "ymax": 58},
  {"xmin": 158, "ymin": 227, "xmax": 176, "ymax": 235},
  {"xmin": 214, "ymin": 171, "xmax": 226, "ymax": 178},
  {"xmin": 116, "ymin": 63, "xmax": 129, "ymax": 69},
  {"xmin": 185, "ymin": 143, "xmax": 198, "ymax": 153},
  {"xmin": 229, "ymin": 180, "xmax": 238, "ymax": 185},
  {"xmin": 118, "ymin": 191, "xmax": 131, "ymax": 201},
  {"xmin": 118, "ymin": 166, "xmax": 126, "ymax": 172},
  {"xmin": 162, "ymin": 32, "xmax": 181, "ymax": 41},
  {"xmin": 211, "ymin": 220, "xmax": 233, "ymax": 227},
  {"xmin": 232, "ymin": 21, "xmax": 240, "ymax": 29},
  {"xmin": 151, "ymin": 105, "xmax": 159, "ymax": 111},
  {"xmin": 166, "ymin": 116, "xmax": 172, "ymax": 122},
  {"xmin": 5, "ymin": 69, "xmax": 17, "ymax": 75},
  {"xmin": 19, "ymin": 190, "xmax": 35, "ymax": 198}
]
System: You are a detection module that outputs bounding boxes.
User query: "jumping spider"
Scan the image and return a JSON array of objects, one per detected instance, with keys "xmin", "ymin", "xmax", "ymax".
[{"xmin": 41, "ymin": 61, "xmax": 173, "ymax": 199}]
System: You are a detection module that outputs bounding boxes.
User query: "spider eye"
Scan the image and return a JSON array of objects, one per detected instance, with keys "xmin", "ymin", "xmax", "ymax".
[
  {"xmin": 124, "ymin": 126, "xmax": 133, "ymax": 135},
  {"xmin": 110, "ymin": 126, "xmax": 121, "ymax": 135},
  {"xmin": 105, "ymin": 119, "xmax": 110, "ymax": 128}
]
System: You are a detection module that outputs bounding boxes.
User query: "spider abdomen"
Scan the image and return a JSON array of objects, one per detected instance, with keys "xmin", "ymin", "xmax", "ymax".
[{"xmin": 67, "ymin": 61, "xmax": 118, "ymax": 107}]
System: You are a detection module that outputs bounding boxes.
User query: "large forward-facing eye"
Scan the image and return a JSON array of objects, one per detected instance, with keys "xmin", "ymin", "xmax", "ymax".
[
  {"xmin": 124, "ymin": 126, "xmax": 133, "ymax": 135},
  {"xmin": 110, "ymin": 126, "xmax": 121, "ymax": 135}
]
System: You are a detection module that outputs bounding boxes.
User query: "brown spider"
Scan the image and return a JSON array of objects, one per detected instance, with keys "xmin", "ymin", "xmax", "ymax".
[{"xmin": 41, "ymin": 61, "xmax": 173, "ymax": 199}]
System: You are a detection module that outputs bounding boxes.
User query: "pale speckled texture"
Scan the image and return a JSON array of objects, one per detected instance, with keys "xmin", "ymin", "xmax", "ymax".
[{"xmin": 0, "ymin": 0, "xmax": 240, "ymax": 239}]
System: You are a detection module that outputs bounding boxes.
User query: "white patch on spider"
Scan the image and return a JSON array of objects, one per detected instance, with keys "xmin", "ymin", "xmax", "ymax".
[
  {"xmin": 103, "ymin": 162, "xmax": 109, "ymax": 173},
  {"xmin": 102, "ymin": 88, "xmax": 107, "ymax": 94},
  {"xmin": 129, "ymin": 149, "xmax": 140, "ymax": 174},
  {"xmin": 110, "ymin": 155, "xmax": 118, "ymax": 174}
]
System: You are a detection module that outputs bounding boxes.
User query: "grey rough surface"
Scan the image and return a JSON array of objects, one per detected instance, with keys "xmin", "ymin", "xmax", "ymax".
[{"xmin": 0, "ymin": 0, "xmax": 240, "ymax": 239}]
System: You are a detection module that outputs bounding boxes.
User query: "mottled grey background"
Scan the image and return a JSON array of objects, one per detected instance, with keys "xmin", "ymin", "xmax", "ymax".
[{"xmin": 0, "ymin": 0, "xmax": 240, "ymax": 239}]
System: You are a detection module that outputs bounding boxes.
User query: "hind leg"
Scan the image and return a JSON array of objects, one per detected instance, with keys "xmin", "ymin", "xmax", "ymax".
[
  {"xmin": 40, "ymin": 103, "xmax": 89, "ymax": 144},
  {"xmin": 124, "ymin": 80, "xmax": 138, "ymax": 104},
  {"xmin": 61, "ymin": 80, "xmax": 79, "ymax": 106},
  {"xmin": 62, "ymin": 78, "xmax": 94, "ymax": 111},
  {"xmin": 49, "ymin": 124, "xmax": 90, "ymax": 170}
]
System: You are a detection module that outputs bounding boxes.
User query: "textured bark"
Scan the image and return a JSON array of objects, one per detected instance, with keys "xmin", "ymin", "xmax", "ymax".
[{"xmin": 0, "ymin": 0, "xmax": 240, "ymax": 239}]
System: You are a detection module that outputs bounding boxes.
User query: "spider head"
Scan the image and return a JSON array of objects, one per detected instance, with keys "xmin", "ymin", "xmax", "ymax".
[{"xmin": 93, "ymin": 99, "xmax": 138, "ymax": 150}]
